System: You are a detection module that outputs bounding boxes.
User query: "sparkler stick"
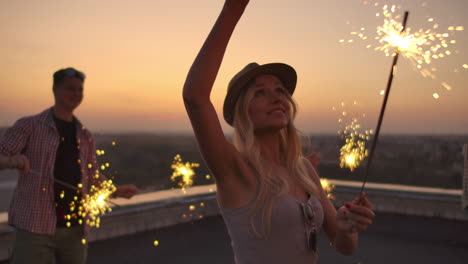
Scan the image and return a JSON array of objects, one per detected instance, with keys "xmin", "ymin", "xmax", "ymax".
[
  {"xmin": 31, "ymin": 170, "xmax": 119, "ymax": 207},
  {"xmin": 55, "ymin": 178, "xmax": 80, "ymax": 191},
  {"xmin": 31, "ymin": 170, "xmax": 80, "ymax": 190},
  {"xmin": 359, "ymin": 11, "xmax": 410, "ymax": 197}
]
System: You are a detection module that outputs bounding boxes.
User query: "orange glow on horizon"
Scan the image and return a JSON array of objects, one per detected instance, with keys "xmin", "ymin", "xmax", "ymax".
[{"xmin": 0, "ymin": 0, "xmax": 466, "ymax": 134}]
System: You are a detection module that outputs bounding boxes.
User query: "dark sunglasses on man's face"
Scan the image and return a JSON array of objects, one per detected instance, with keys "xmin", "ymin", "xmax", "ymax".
[{"xmin": 302, "ymin": 202, "xmax": 318, "ymax": 253}]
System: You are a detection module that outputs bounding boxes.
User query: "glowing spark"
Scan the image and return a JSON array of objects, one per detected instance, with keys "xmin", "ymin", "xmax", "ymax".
[
  {"xmin": 111, "ymin": 141, "xmax": 116, "ymax": 146},
  {"xmin": 153, "ymin": 240, "xmax": 160, "ymax": 246},
  {"xmin": 441, "ymin": 82, "xmax": 452, "ymax": 91},
  {"xmin": 340, "ymin": 132, "xmax": 370, "ymax": 171},
  {"xmin": 77, "ymin": 179, "xmax": 117, "ymax": 228},
  {"xmin": 343, "ymin": 4, "xmax": 464, "ymax": 97},
  {"xmin": 170, "ymin": 154, "xmax": 199, "ymax": 191},
  {"xmin": 189, "ymin": 205, "xmax": 196, "ymax": 211},
  {"xmin": 463, "ymin": 64, "xmax": 468, "ymax": 69},
  {"xmin": 334, "ymin": 101, "xmax": 371, "ymax": 172},
  {"xmin": 205, "ymin": 174, "xmax": 211, "ymax": 180},
  {"xmin": 380, "ymin": 90, "xmax": 385, "ymax": 95},
  {"xmin": 345, "ymin": 153, "xmax": 356, "ymax": 165},
  {"xmin": 81, "ymin": 239, "xmax": 87, "ymax": 245},
  {"xmin": 433, "ymin": 93, "xmax": 440, "ymax": 99},
  {"xmin": 320, "ymin": 178, "xmax": 335, "ymax": 200}
]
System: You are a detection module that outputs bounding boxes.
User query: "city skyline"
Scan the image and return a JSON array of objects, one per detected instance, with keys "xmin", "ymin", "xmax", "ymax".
[{"xmin": 0, "ymin": 0, "xmax": 467, "ymax": 134}]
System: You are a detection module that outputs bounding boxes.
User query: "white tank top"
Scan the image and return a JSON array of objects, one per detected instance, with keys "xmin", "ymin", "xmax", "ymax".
[{"xmin": 219, "ymin": 194, "xmax": 324, "ymax": 264}]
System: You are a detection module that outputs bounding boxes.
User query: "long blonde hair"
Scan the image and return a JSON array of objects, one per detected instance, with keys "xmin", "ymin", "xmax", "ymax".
[{"xmin": 232, "ymin": 78, "xmax": 320, "ymax": 238}]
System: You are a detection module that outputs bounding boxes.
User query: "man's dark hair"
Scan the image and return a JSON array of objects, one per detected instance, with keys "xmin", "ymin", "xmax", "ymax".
[{"xmin": 53, "ymin": 67, "xmax": 86, "ymax": 88}]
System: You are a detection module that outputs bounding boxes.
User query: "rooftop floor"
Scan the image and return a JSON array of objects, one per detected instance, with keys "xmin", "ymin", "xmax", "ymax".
[{"xmin": 88, "ymin": 212, "xmax": 468, "ymax": 264}]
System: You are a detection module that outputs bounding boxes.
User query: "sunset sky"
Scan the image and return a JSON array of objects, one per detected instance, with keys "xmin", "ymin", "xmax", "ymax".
[{"xmin": 1, "ymin": 0, "xmax": 467, "ymax": 134}]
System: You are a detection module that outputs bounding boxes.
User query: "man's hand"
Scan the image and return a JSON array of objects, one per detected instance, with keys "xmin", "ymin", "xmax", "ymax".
[
  {"xmin": 114, "ymin": 184, "xmax": 138, "ymax": 199},
  {"xmin": 6, "ymin": 154, "xmax": 31, "ymax": 174}
]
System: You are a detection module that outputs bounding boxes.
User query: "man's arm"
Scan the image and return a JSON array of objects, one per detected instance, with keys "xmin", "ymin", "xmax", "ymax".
[
  {"xmin": 0, "ymin": 117, "xmax": 32, "ymax": 173},
  {"xmin": 114, "ymin": 184, "xmax": 138, "ymax": 199},
  {"xmin": 0, "ymin": 154, "xmax": 30, "ymax": 173}
]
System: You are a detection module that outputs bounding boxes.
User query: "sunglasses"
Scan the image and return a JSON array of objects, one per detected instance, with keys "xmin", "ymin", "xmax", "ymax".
[{"xmin": 301, "ymin": 201, "xmax": 318, "ymax": 253}]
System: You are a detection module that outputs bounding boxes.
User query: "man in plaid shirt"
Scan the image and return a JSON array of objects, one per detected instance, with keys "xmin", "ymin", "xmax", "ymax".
[{"xmin": 0, "ymin": 67, "xmax": 137, "ymax": 264}]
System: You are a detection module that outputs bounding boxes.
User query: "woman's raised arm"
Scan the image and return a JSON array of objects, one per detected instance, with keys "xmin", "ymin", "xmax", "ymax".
[{"xmin": 182, "ymin": 0, "xmax": 250, "ymax": 183}]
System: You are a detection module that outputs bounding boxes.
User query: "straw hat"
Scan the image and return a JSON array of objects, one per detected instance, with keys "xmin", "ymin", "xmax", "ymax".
[{"xmin": 223, "ymin": 62, "xmax": 297, "ymax": 126}]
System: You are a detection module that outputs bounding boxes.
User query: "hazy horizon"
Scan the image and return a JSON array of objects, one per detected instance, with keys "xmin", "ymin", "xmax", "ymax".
[{"xmin": 1, "ymin": 126, "xmax": 467, "ymax": 137}]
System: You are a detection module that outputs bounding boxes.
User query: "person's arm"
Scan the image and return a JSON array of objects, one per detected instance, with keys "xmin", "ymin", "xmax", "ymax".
[
  {"xmin": 304, "ymin": 159, "xmax": 374, "ymax": 255},
  {"xmin": 333, "ymin": 194, "xmax": 374, "ymax": 255},
  {"xmin": 0, "ymin": 117, "xmax": 32, "ymax": 173},
  {"xmin": 113, "ymin": 184, "xmax": 138, "ymax": 199},
  {"xmin": 182, "ymin": 0, "xmax": 251, "ymax": 187},
  {"xmin": 0, "ymin": 154, "xmax": 30, "ymax": 173}
]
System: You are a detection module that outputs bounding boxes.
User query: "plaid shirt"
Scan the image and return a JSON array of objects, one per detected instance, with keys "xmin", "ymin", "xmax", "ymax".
[{"xmin": 0, "ymin": 108, "xmax": 99, "ymax": 235}]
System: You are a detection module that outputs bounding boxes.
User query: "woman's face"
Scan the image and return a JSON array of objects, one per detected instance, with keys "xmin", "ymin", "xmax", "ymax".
[{"xmin": 248, "ymin": 74, "xmax": 291, "ymax": 132}]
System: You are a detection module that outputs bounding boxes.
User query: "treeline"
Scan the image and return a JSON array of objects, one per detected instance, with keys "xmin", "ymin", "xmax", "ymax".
[
  {"xmin": 92, "ymin": 133, "xmax": 467, "ymax": 191},
  {"xmin": 0, "ymin": 127, "xmax": 465, "ymax": 190}
]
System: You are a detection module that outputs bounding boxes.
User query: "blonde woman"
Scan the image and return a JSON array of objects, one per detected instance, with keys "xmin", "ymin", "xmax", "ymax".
[{"xmin": 183, "ymin": 1, "xmax": 375, "ymax": 263}]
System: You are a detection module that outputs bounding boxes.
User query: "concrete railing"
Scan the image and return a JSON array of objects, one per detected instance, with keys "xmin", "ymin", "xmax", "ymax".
[
  {"xmin": 1, "ymin": 180, "xmax": 467, "ymax": 262},
  {"xmin": 331, "ymin": 180, "xmax": 466, "ymax": 220},
  {"xmin": 0, "ymin": 185, "xmax": 218, "ymax": 261}
]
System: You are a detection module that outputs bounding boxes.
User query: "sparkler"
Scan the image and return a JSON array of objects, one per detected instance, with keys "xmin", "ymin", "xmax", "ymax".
[
  {"xmin": 320, "ymin": 179, "xmax": 336, "ymax": 200},
  {"xmin": 159, "ymin": 154, "xmax": 203, "ymax": 247},
  {"xmin": 333, "ymin": 101, "xmax": 372, "ymax": 172},
  {"xmin": 339, "ymin": 2, "xmax": 465, "ymax": 198},
  {"xmin": 30, "ymin": 140, "xmax": 121, "ymax": 245},
  {"xmin": 170, "ymin": 154, "xmax": 200, "ymax": 191},
  {"xmin": 55, "ymin": 176, "xmax": 118, "ymax": 228},
  {"xmin": 341, "ymin": 4, "xmax": 465, "ymax": 98},
  {"xmin": 31, "ymin": 170, "xmax": 118, "ymax": 228},
  {"xmin": 358, "ymin": 11, "xmax": 410, "ymax": 196},
  {"xmin": 78, "ymin": 179, "xmax": 117, "ymax": 228}
]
